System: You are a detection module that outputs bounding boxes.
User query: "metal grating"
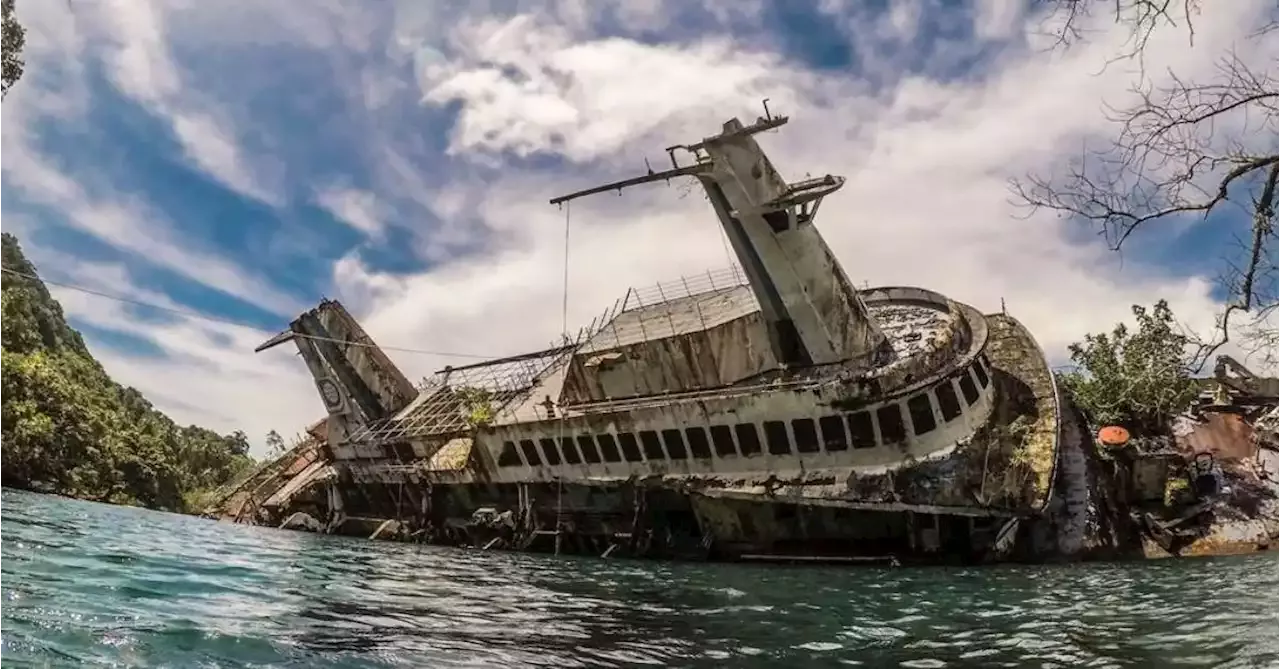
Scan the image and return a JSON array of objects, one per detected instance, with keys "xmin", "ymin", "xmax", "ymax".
[{"xmin": 347, "ymin": 298, "xmax": 629, "ymax": 446}]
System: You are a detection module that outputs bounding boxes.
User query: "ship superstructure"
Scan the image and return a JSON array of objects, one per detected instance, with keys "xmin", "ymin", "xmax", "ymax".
[{"xmin": 224, "ymin": 106, "xmax": 1062, "ymax": 563}]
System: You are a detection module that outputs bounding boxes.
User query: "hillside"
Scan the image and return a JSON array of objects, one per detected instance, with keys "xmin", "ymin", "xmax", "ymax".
[{"xmin": 1, "ymin": 233, "xmax": 254, "ymax": 512}]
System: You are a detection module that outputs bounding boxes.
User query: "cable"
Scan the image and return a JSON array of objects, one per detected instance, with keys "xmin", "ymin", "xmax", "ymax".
[
  {"xmin": 0, "ymin": 265, "xmax": 498, "ymax": 359},
  {"xmin": 554, "ymin": 201, "xmax": 571, "ymax": 556},
  {"xmin": 561, "ymin": 201, "xmax": 571, "ymax": 339}
]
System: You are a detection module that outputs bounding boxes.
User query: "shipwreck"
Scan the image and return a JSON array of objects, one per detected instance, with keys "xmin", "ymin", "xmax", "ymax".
[{"xmin": 210, "ymin": 106, "xmax": 1067, "ymax": 565}]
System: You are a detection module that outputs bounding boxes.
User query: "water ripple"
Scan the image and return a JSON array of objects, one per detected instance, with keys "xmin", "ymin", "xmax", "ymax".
[{"xmin": 2, "ymin": 489, "xmax": 1276, "ymax": 668}]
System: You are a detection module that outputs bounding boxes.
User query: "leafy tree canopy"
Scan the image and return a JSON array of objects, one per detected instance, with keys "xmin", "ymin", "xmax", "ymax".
[
  {"xmin": 2, "ymin": 0, "xmax": 25, "ymax": 98},
  {"xmin": 1059, "ymin": 299, "xmax": 1201, "ymax": 435}
]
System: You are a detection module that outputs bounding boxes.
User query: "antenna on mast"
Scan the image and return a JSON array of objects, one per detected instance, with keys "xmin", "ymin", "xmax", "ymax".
[{"xmin": 547, "ymin": 98, "xmax": 788, "ymax": 206}]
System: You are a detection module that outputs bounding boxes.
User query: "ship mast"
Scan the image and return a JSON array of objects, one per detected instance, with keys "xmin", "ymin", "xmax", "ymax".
[{"xmin": 549, "ymin": 101, "xmax": 893, "ymax": 371}]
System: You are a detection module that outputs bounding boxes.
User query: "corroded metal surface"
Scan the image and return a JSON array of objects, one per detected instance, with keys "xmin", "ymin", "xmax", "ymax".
[{"xmin": 1173, "ymin": 412, "xmax": 1257, "ymax": 461}]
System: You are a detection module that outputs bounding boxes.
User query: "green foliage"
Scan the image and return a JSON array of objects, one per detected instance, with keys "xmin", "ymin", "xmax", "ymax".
[
  {"xmin": 456, "ymin": 386, "xmax": 494, "ymax": 427},
  {"xmin": 1059, "ymin": 299, "xmax": 1200, "ymax": 435},
  {"xmin": 1, "ymin": 233, "xmax": 255, "ymax": 512},
  {"xmin": 2, "ymin": 0, "xmax": 24, "ymax": 98},
  {"xmin": 265, "ymin": 429, "xmax": 286, "ymax": 457}
]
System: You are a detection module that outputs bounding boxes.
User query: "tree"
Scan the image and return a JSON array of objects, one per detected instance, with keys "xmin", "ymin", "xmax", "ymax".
[
  {"xmin": 265, "ymin": 430, "xmax": 286, "ymax": 457},
  {"xmin": 1013, "ymin": 1, "xmax": 1278, "ymax": 369},
  {"xmin": 1, "ymin": 234, "xmax": 255, "ymax": 512},
  {"xmin": 1060, "ymin": 299, "xmax": 1200, "ymax": 434},
  {"xmin": 2, "ymin": 0, "xmax": 25, "ymax": 98}
]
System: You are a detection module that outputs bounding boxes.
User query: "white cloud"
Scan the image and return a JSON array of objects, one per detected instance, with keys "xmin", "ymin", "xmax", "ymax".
[
  {"xmin": 3, "ymin": 0, "xmax": 1275, "ymax": 457},
  {"xmin": 93, "ymin": 0, "xmax": 277, "ymax": 204},
  {"xmin": 316, "ymin": 187, "xmax": 388, "ymax": 239}
]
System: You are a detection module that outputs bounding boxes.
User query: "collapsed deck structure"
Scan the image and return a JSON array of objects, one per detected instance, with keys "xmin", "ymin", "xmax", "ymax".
[{"xmin": 213, "ymin": 106, "xmax": 1062, "ymax": 564}]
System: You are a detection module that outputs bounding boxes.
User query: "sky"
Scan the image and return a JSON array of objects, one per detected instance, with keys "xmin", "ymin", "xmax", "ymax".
[{"xmin": 2, "ymin": 0, "xmax": 1276, "ymax": 457}]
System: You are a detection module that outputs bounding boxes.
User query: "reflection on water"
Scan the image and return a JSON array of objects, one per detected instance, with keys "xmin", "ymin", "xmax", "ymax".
[{"xmin": 2, "ymin": 489, "xmax": 1276, "ymax": 668}]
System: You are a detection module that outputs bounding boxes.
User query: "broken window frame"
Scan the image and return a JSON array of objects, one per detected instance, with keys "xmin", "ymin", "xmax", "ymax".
[
  {"xmin": 560, "ymin": 436, "xmax": 583, "ymax": 465},
  {"xmin": 846, "ymin": 411, "xmax": 876, "ymax": 449},
  {"xmin": 819, "ymin": 415, "xmax": 848, "ymax": 451},
  {"xmin": 763, "ymin": 420, "xmax": 792, "ymax": 455},
  {"xmin": 618, "ymin": 432, "xmax": 644, "ymax": 462},
  {"xmin": 498, "ymin": 441, "xmax": 523, "ymax": 467},
  {"xmin": 710, "ymin": 425, "xmax": 738, "ymax": 457},
  {"xmin": 684, "ymin": 426, "xmax": 713, "ymax": 459},
  {"xmin": 790, "ymin": 418, "xmax": 821, "ymax": 453},
  {"xmin": 596, "ymin": 433, "xmax": 622, "ymax": 462},
  {"xmin": 876, "ymin": 404, "xmax": 907, "ymax": 445},
  {"xmin": 539, "ymin": 438, "xmax": 562, "ymax": 466},
  {"xmin": 519, "ymin": 439, "xmax": 542, "ymax": 466},
  {"xmin": 907, "ymin": 393, "xmax": 937, "ymax": 436},
  {"xmin": 734, "ymin": 423, "xmax": 762, "ymax": 456},
  {"xmin": 661, "ymin": 428, "xmax": 689, "ymax": 459},
  {"xmin": 577, "ymin": 435, "xmax": 602, "ymax": 464},
  {"xmin": 639, "ymin": 430, "xmax": 666, "ymax": 460},
  {"xmin": 935, "ymin": 380, "xmax": 962, "ymax": 422}
]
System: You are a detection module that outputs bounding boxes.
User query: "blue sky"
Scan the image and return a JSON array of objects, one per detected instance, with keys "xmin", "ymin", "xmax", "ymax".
[{"xmin": 2, "ymin": 0, "xmax": 1275, "ymax": 455}]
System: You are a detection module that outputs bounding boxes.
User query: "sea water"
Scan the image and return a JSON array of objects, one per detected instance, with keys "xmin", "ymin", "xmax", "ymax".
[{"xmin": 2, "ymin": 488, "xmax": 1276, "ymax": 668}]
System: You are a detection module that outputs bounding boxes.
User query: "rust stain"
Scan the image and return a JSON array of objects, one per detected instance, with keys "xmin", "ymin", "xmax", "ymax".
[{"xmin": 1175, "ymin": 412, "xmax": 1256, "ymax": 461}]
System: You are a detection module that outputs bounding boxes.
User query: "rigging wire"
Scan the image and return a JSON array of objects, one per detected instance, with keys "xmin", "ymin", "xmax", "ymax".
[
  {"xmin": 0, "ymin": 265, "xmax": 498, "ymax": 359},
  {"xmin": 554, "ymin": 201, "xmax": 571, "ymax": 556}
]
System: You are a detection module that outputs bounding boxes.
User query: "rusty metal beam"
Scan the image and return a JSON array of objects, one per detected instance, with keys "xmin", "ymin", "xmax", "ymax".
[
  {"xmin": 254, "ymin": 327, "xmax": 297, "ymax": 353},
  {"xmin": 548, "ymin": 164, "xmax": 708, "ymax": 205}
]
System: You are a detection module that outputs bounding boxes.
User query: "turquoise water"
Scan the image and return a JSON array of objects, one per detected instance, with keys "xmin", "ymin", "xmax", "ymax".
[{"xmin": 2, "ymin": 489, "xmax": 1277, "ymax": 668}]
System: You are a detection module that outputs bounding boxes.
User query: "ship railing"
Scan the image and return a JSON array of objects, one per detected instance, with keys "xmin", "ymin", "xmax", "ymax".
[{"xmin": 622, "ymin": 265, "xmax": 748, "ymax": 313}]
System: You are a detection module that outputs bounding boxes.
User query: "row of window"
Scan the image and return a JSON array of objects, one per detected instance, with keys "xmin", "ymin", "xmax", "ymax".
[{"xmin": 495, "ymin": 355, "xmax": 992, "ymax": 469}]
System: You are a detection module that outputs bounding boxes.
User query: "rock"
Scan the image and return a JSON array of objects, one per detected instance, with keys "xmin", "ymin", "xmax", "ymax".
[
  {"xmin": 279, "ymin": 512, "xmax": 324, "ymax": 532},
  {"xmin": 369, "ymin": 519, "xmax": 404, "ymax": 540}
]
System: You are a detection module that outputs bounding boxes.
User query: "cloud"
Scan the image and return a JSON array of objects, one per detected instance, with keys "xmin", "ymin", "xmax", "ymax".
[
  {"xmin": 316, "ymin": 187, "xmax": 388, "ymax": 239},
  {"xmin": 2, "ymin": 0, "xmax": 1274, "ymax": 456},
  {"xmin": 93, "ymin": 0, "xmax": 277, "ymax": 204}
]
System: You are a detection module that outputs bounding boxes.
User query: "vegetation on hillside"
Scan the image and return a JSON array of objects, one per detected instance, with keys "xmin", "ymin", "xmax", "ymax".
[
  {"xmin": 1059, "ymin": 299, "xmax": 1200, "ymax": 436},
  {"xmin": 1, "ymin": 233, "xmax": 256, "ymax": 511}
]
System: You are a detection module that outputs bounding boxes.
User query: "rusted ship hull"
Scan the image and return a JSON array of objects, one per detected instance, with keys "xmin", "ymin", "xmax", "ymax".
[{"xmin": 209, "ymin": 309, "xmax": 1060, "ymax": 566}]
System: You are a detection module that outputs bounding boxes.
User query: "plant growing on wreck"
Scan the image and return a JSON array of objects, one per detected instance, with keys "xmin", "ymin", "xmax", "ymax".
[
  {"xmin": 455, "ymin": 386, "xmax": 495, "ymax": 428},
  {"xmin": 1059, "ymin": 300, "xmax": 1199, "ymax": 435}
]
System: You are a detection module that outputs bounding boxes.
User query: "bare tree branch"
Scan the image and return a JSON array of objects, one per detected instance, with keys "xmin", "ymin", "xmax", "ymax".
[{"xmin": 1016, "ymin": 1, "xmax": 1279, "ymax": 371}]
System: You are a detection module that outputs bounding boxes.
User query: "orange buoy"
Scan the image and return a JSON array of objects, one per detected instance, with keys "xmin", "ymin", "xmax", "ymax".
[{"xmin": 1098, "ymin": 425, "xmax": 1130, "ymax": 447}]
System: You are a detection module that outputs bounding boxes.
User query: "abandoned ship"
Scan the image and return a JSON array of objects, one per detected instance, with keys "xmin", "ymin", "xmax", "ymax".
[{"xmin": 208, "ymin": 107, "xmax": 1065, "ymax": 564}]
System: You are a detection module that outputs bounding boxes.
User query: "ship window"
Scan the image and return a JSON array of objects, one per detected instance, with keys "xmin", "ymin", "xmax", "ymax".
[
  {"xmin": 710, "ymin": 425, "xmax": 737, "ymax": 457},
  {"xmin": 597, "ymin": 433, "xmax": 621, "ymax": 462},
  {"xmin": 763, "ymin": 420, "xmax": 791, "ymax": 455},
  {"xmin": 539, "ymin": 438, "xmax": 562, "ymax": 466},
  {"xmin": 661, "ymin": 429, "xmax": 688, "ymax": 459},
  {"xmin": 972, "ymin": 360, "xmax": 990, "ymax": 388},
  {"xmin": 907, "ymin": 394, "xmax": 937, "ymax": 436},
  {"xmin": 618, "ymin": 433, "xmax": 644, "ymax": 462},
  {"xmin": 577, "ymin": 435, "xmax": 602, "ymax": 464},
  {"xmin": 958, "ymin": 372, "xmax": 980, "ymax": 405},
  {"xmin": 560, "ymin": 436, "xmax": 582, "ymax": 465},
  {"xmin": 498, "ymin": 441, "xmax": 522, "ymax": 467},
  {"xmin": 734, "ymin": 423, "xmax": 762, "ymax": 456},
  {"xmin": 935, "ymin": 381, "xmax": 962, "ymax": 422},
  {"xmin": 685, "ymin": 427, "xmax": 712, "ymax": 459},
  {"xmin": 877, "ymin": 405, "xmax": 907, "ymax": 445},
  {"xmin": 519, "ymin": 439, "xmax": 541, "ymax": 466},
  {"xmin": 763, "ymin": 210, "xmax": 790, "ymax": 233},
  {"xmin": 639, "ymin": 430, "xmax": 665, "ymax": 460},
  {"xmin": 819, "ymin": 415, "xmax": 848, "ymax": 451},
  {"xmin": 847, "ymin": 411, "xmax": 876, "ymax": 449},
  {"xmin": 791, "ymin": 418, "xmax": 820, "ymax": 453}
]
